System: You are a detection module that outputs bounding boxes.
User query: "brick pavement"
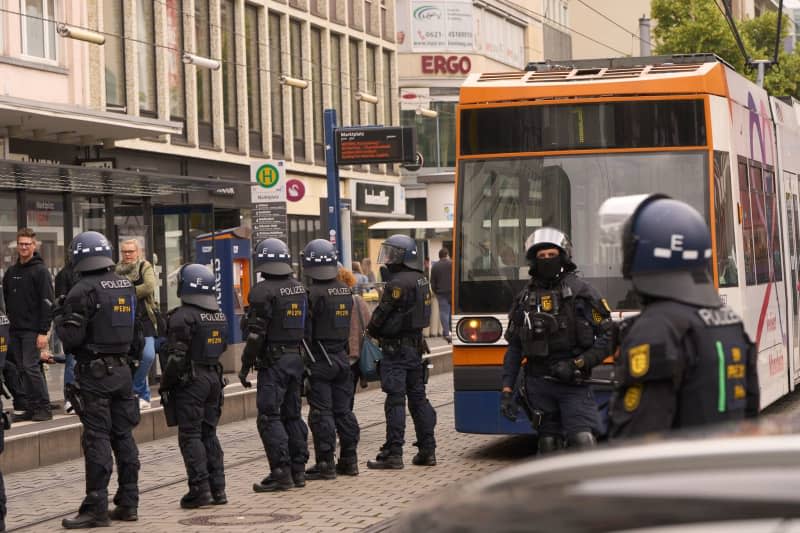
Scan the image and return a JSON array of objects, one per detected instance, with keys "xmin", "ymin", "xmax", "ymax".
[{"xmin": 5, "ymin": 372, "xmax": 531, "ymax": 532}]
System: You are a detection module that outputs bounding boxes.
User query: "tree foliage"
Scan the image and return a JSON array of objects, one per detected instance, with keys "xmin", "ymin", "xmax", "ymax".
[{"xmin": 652, "ymin": 0, "xmax": 800, "ymax": 97}]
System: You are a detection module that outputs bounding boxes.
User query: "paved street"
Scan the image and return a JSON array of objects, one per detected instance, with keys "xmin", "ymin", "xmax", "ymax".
[{"xmin": 4, "ymin": 371, "xmax": 534, "ymax": 532}]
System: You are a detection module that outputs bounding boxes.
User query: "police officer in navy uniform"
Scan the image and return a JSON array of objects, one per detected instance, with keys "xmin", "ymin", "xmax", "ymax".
[
  {"xmin": 0, "ymin": 307, "xmax": 10, "ymax": 532},
  {"xmin": 302, "ymin": 239, "xmax": 360, "ymax": 480},
  {"xmin": 366, "ymin": 234, "xmax": 437, "ymax": 470},
  {"xmin": 240, "ymin": 238, "xmax": 309, "ymax": 491},
  {"xmin": 501, "ymin": 228, "xmax": 612, "ymax": 453},
  {"xmin": 161, "ymin": 264, "xmax": 228, "ymax": 508},
  {"xmin": 55, "ymin": 231, "xmax": 140, "ymax": 529},
  {"xmin": 608, "ymin": 195, "xmax": 759, "ymax": 437}
]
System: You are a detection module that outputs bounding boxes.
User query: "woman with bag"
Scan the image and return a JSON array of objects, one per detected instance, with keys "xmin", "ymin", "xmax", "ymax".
[
  {"xmin": 338, "ymin": 266, "xmax": 372, "ymax": 398},
  {"xmin": 116, "ymin": 239, "xmax": 159, "ymax": 410}
]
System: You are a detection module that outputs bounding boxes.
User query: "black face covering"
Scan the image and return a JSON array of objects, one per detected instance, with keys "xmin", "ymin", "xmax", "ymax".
[{"xmin": 534, "ymin": 256, "xmax": 562, "ymax": 281}]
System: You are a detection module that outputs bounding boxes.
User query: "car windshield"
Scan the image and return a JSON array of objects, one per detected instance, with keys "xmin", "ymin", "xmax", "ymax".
[{"xmin": 455, "ymin": 151, "xmax": 709, "ymax": 314}]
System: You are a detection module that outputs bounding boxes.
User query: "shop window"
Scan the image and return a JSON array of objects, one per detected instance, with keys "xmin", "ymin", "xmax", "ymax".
[
  {"xmin": 714, "ymin": 151, "xmax": 738, "ymax": 287},
  {"xmin": 0, "ymin": 194, "xmax": 18, "ymax": 279},
  {"xmin": 72, "ymin": 196, "xmax": 106, "ymax": 235},
  {"xmin": 104, "ymin": 0, "xmax": 126, "ymax": 110},
  {"xmin": 21, "ymin": 0, "xmax": 57, "ymax": 61},
  {"xmin": 26, "ymin": 193, "xmax": 65, "ymax": 277},
  {"xmin": 288, "ymin": 216, "xmax": 322, "ymax": 273}
]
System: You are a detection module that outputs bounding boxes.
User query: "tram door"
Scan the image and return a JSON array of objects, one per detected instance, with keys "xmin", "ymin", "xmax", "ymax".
[{"xmin": 783, "ymin": 172, "xmax": 800, "ymax": 381}]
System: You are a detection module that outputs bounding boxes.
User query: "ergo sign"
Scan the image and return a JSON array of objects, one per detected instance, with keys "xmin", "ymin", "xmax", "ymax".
[{"xmin": 421, "ymin": 55, "xmax": 471, "ymax": 75}]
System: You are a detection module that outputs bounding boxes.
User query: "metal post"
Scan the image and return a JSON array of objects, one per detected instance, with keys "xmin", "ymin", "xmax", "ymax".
[{"xmin": 324, "ymin": 109, "xmax": 342, "ymax": 259}]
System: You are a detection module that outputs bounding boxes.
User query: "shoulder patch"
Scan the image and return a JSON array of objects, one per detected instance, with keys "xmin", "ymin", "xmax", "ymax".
[
  {"xmin": 592, "ymin": 308, "xmax": 603, "ymax": 324},
  {"xmin": 391, "ymin": 287, "xmax": 403, "ymax": 300},
  {"xmin": 628, "ymin": 344, "xmax": 650, "ymax": 378},
  {"xmin": 623, "ymin": 384, "xmax": 643, "ymax": 412}
]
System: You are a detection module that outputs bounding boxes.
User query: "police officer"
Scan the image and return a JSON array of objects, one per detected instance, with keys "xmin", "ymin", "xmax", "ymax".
[
  {"xmin": 501, "ymin": 228, "xmax": 612, "ymax": 453},
  {"xmin": 0, "ymin": 306, "xmax": 10, "ymax": 532},
  {"xmin": 608, "ymin": 195, "xmax": 759, "ymax": 437},
  {"xmin": 160, "ymin": 264, "xmax": 228, "ymax": 508},
  {"xmin": 366, "ymin": 234, "xmax": 436, "ymax": 469},
  {"xmin": 240, "ymin": 238, "xmax": 309, "ymax": 491},
  {"xmin": 301, "ymin": 239, "xmax": 360, "ymax": 479},
  {"xmin": 54, "ymin": 231, "xmax": 140, "ymax": 528}
]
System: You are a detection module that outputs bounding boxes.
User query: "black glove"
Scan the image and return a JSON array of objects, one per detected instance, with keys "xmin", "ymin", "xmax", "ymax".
[
  {"xmin": 239, "ymin": 368, "xmax": 252, "ymax": 388},
  {"xmin": 550, "ymin": 359, "xmax": 579, "ymax": 382},
  {"xmin": 500, "ymin": 391, "xmax": 518, "ymax": 421}
]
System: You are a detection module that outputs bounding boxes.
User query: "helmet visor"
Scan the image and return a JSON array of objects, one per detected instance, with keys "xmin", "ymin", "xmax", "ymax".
[{"xmin": 377, "ymin": 244, "xmax": 405, "ymax": 265}]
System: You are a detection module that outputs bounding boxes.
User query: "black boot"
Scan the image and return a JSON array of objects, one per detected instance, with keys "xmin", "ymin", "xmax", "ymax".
[
  {"xmin": 108, "ymin": 506, "xmax": 138, "ymax": 521},
  {"xmin": 11, "ymin": 411, "xmax": 31, "ymax": 423},
  {"xmin": 336, "ymin": 456, "xmax": 359, "ymax": 476},
  {"xmin": 305, "ymin": 460, "xmax": 336, "ymax": 480},
  {"xmin": 366, "ymin": 449, "xmax": 403, "ymax": 470},
  {"xmin": 211, "ymin": 490, "xmax": 228, "ymax": 505},
  {"xmin": 292, "ymin": 469, "xmax": 306, "ymax": 488},
  {"xmin": 62, "ymin": 511, "xmax": 110, "ymax": 529},
  {"xmin": 32, "ymin": 407, "xmax": 53, "ymax": 422},
  {"xmin": 412, "ymin": 449, "xmax": 437, "ymax": 466},
  {"xmin": 253, "ymin": 467, "xmax": 293, "ymax": 492},
  {"xmin": 180, "ymin": 485, "xmax": 213, "ymax": 509}
]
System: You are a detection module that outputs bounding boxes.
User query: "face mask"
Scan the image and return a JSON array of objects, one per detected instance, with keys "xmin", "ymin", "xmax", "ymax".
[{"xmin": 535, "ymin": 256, "xmax": 562, "ymax": 280}]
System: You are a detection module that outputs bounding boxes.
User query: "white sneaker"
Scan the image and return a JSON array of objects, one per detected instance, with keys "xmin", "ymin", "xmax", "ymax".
[
  {"xmin": 64, "ymin": 400, "xmax": 74, "ymax": 414},
  {"xmin": 139, "ymin": 399, "xmax": 151, "ymax": 410}
]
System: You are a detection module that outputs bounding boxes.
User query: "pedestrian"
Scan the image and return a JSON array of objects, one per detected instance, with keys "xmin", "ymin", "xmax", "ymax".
[
  {"xmin": 0, "ymin": 305, "xmax": 10, "ymax": 532},
  {"xmin": 55, "ymin": 251, "xmax": 79, "ymax": 414},
  {"xmin": 239, "ymin": 238, "xmax": 309, "ymax": 491},
  {"xmin": 55, "ymin": 231, "xmax": 140, "ymax": 528},
  {"xmin": 500, "ymin": 227, "xmax": 613, "ymax": 453},
  {"xmin": 366, "ymin": 234, "xmax": 437, "ymax": 469},
  {"xmin": 362, "ymin": 257, "xmax": 376, "ymax": 284},
  {"xmin": 608, "ymin": 195, "xmax": 759, "ymax": 438},
  {"xmin": 351, "ymin": 261, "xmax": 369, "ymax": 292},
  {"xmin": 301, "ymin": 240, "xmax": 361, "ymax": 480},
  {"xmin": 160, "ymin": 263, "xmax": 228, "ymax": 508},
  {"xmin": 115, "ymin": 239, "xmax": 158, "ymax": 410},
  {"xmin": 3, "ymin": 228, "xmax": 54, "ymax": 422},
  {"xmin": 430, "ymin": 248, "xmax": 453, "ymax": 343},
  {"xmin": 338, "ymin": 265, "xmax": 371, "ymax": 397}
]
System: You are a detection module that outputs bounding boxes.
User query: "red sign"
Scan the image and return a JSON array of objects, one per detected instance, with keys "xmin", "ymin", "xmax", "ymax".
[
  {"xmin": 421, "ymin": 55, "xmax": 471, "ymax": 75},
  {"xmin": 286, "ymin": 179, "xmax": 306, "ymax": 202}
]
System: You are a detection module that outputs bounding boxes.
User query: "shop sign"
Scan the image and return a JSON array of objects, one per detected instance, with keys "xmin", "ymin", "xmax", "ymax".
[
  {"xmin": 421, "ymin": 55, "xmax": 471, "ymax": 74},
  {"xmin": 286, "ymin": 179, "xmax": 306, "ymax": 202},
  {"xmin": 411, "ymin": 0, "xmax": 473, "ymax": 51},
  {"xmin": 356, "ymin": 182, "xmax": 395, "ymax": 214}
]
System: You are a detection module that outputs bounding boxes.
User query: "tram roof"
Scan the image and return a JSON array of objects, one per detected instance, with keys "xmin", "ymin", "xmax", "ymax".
[{"xmin": 460, "ymin": 54, "xmax": 733, "ymax": 105}]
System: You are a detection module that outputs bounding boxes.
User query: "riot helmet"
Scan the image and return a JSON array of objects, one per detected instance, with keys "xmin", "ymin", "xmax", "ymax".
[
  {"xmin": 302, "ymin": 239, "xmax": 338, "ymax": 281},
  {"xmin": 177, "ymin": 263, "xmax": 219, "ymax": 310},
  {"xmin": 254, "ymin": 238, "xmax": 293, "ymax": 276},
  {"xmin": 71, "ymin": 231, "xmax": 114, "ymax": 273},
  {"xmin": 377, "ymin": 234, "xmax": 422, "ymax": 272},
  {"xmin": 621, "ymin": 194, "xmax": 718, "ymax": 307},
  {"xmin": 524, "ymin": 227, "xmax": 575, "ymax": 280}
]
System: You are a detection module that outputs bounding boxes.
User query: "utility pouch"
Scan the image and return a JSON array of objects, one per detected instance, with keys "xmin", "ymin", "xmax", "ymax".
[
  {"xmin": 161, "ymin": 390, "xmax": 178, "ymax": 427},
  {"xmin": 89, "ymin": 359, "xmax": 107, "ymax": 379},
  {"xmin": 530, "ymin": 408, "xmax": 544, "ymax": 430}
]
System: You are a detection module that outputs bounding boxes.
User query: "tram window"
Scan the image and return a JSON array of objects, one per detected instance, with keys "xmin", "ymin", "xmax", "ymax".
[
  {"xmin": 739, "ymin": 160, "xmax": 757, "ymax": 286},
  {"xmin": 764, "ymin": 169, "xmax": 783, "ymax": 282},
  {"xmin": 460, "ymin": 100, "xmax": 707, "ymax": 155},
  {"xmin": 714, "ymin": 151, "xmax": 738, "ymax": 287}
]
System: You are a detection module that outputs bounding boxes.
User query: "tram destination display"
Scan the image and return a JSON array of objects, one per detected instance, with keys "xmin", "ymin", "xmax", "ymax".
[{"xmin": 335, "ymin": 126, "xmax": 417, "ymax": 165}]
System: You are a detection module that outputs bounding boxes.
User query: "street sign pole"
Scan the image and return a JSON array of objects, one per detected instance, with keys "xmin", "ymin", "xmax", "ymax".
[{"xmin": 324, "ymin": 109, "xmax": 342, "ymax": 259}]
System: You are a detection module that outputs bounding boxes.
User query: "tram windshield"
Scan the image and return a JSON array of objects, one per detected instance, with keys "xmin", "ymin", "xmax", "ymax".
[{"xmin": 456, "ymin": 151, "xmax": 709, "ymax": 313}]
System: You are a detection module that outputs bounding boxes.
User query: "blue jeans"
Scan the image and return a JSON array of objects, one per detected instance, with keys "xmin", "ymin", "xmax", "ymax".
[
  {"xmin": 133, "ymin": 337, "xmax": 156, "ymax": 401},
  {"xmin": 436, "ymin": 294, "xmax": 452, "ymax": 339},
  {"xmin": 63, "ymin": 353, "xmax": 76, "ymax": 396}
]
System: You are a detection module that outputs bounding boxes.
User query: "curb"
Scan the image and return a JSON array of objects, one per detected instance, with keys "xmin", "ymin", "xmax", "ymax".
[{"xmin": 0, "ymin": 350, "xmax": 452, "ymax": 474}]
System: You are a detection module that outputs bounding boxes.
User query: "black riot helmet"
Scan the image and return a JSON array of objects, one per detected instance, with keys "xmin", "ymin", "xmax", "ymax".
[
  {"xmin": 177, "ymin": 263, "xmax": 219, "ymax": 310},
  {"xmin": 302, "ymin": 239, "xmax": 338, "ymax": 281},
  {"xmin": 254, "ymin": 238, "xmax": 293, "ymax": 276},
  {"xmin": 377, "ymin": 234, "xmax": 422, "ymax": 272},
  {"xmin": 71, "ymin": 231, "xmax": 115, "ymax": 273}
]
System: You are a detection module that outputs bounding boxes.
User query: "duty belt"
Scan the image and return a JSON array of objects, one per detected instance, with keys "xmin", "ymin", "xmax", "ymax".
[{"xmin": 256, "ymin": 344, "xmax": 300, "ymax": 368}]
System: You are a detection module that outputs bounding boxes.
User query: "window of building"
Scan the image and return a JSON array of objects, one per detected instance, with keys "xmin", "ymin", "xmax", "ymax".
[
  {"xmin": 21, "ymin": 0, "xmax": 57, "ymax": 61},
  {"xmin": 349, "ymin": 39, "xmax": 360, "ymax": 125},
  {"xmin": 195, "ymin": 0, "xmax": 213, "ymax": 146},
  {"xmin": 246, "ymin": 4, "xmax": 263, "ymax": 154},
  {"xmin": 382, "ymin": 49, "xmax": 392, "ymax": 124},
  {"xmin": 364, "ymin": 0, "xmax": 373, "ymax": 34},
  {"xmin": 222, "ymin": 0, "xmax": 239, "ymax": 152},
  {"xmin": 269, "ymin": 12, "xmax": 284, "ymax": 156},
  {"xmin": 366, "ymin": 45, "xmax": 377, "ymax": 125},
  {"xmin": 104, "ymin": 0, "xmax": 126, "ymax": 110},
  {"xmin": 380, "ymin": 0, "xmax": 388, "ymax": 39},
  {"xmin": 166, "ymin": 0, "xmax": 186, "ymax": 138},
  {"xmin": 311, "ymin": 26, "xmax": 324, "ymax": 163},
  {"xmin": 330, "ymin": 33, "xmax": 343, "ymax": 117},
  {"xmin": 290, "ymin": 19, "xmax": 306, "ymax": 160},
  {"xmin": 137, "ymin": 0, "xmax": 157, "ymax": 116}
]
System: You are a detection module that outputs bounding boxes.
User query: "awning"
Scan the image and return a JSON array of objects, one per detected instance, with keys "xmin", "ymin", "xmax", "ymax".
[
  {"xmin": 0, "ymin": 95, "xmax": 182, "ymax": 144},
  {"xmin": 368, "ymin": 219, "xmax": 452, "ymax": 239},
  {"xmin": 0, "ymin": 159, "xmax": 246, "ymax": 197},
  {"xmin": 351, "ymin": 210, "xmax": 414, "ymax": 220}
]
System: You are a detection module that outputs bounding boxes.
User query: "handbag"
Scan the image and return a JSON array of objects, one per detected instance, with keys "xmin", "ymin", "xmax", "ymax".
[{"xmin": 355, "ymin": 296, "xmax": 383, "ymax": 381}]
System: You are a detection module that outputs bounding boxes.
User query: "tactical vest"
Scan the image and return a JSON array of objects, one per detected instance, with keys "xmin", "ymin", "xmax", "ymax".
[
  {"xmin": 309, "ymin": 281, "xmax": 352, "ymax": 344},
  {"xmin": 84, "ymin": 274, "xmax": 135, "ymax": 355},
  {"xmin": 395, "ymin": 270, "xmax": 431, "ymax": 332},
  {"xmin": 259, "ymin": 277, "xmax": 307, "ymax": 347},
  {"xmin": 188, "ymin": 308, "xmax": 228, "ymax": 365},
  {"xmin": 676, "ymin": 304, "xmax": 752, "ymax": 425},
  {"xmin": 0, "ymin": 313, "xmax": 9, "ymax": 369}
]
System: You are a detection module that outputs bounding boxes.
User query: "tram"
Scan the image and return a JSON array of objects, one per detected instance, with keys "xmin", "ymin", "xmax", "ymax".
[{"xmin": 451, "ymin": 54, "xmax": 800, "ymax": 434}]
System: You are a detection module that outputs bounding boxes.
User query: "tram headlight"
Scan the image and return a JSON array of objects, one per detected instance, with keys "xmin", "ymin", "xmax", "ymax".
[{"xmin": 456, "ymin": 317, "xmax": 503, "ymax": 343}]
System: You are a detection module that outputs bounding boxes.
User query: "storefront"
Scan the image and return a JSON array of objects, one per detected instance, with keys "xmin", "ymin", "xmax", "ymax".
[{"xmin": 348, "ymin": 179, "xmax": 412, "ymax": 263}]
